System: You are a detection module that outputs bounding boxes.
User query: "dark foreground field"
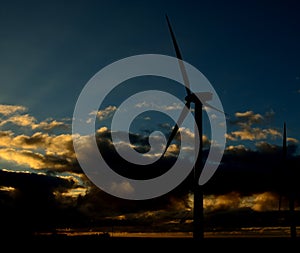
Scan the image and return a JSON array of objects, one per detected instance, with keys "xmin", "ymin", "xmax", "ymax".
[{"xmin": 4, "ymin": 234, "xmax": 300, "ymax": 251}]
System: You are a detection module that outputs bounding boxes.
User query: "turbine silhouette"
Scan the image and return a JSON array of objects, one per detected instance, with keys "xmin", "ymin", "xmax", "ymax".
[
  {"xmin": 278, "ymin": 122, "xmax": 296, "ymax": 238},
  {"xmin": 278, "ymin": 123, "xmax": 287, "ymax": 212},
  {"xmin": 165, "ymin": 15, "xmax": 225, "ymax": 240}
]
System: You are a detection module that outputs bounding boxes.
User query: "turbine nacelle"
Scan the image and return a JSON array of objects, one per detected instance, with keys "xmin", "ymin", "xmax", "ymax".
[{"xmin": 185, "ymin": 92, "xmax": 213, "ymax": 104}]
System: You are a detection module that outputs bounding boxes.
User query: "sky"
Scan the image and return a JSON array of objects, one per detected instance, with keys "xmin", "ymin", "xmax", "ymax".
[{"xmin": 0, "ymin": 0, "xmax": 300, "ymax": 237}]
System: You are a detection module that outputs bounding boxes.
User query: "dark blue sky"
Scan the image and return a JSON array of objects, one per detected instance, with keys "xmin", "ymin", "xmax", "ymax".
[{"xmin": 0, "ymin": 0, "xmax": 299, "ymax": 147}]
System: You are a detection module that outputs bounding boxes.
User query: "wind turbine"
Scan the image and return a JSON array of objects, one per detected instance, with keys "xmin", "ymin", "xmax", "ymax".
[
  {"xmin": 279, "ymin": 122, "xmax": 296, "ymax": 238},
  {"xmin": 278, "ymin": 123, "xmax": 286, "ymax": 212},
  {"xmin": 164, "ymin": 15, "xmax": 223, "ymax": 240}
]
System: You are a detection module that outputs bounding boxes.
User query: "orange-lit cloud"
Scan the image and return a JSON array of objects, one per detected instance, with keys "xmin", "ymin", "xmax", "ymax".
[
  {"xmin": 235, "ymin": 111, "xmax": 263, "ymax": 124},
  {"xmin": 0, "ymin": 186, "xmax": 16, "ymax": 192},
  {"xmin": 54, "ymin": 187, "xmax": 87, "ymax": 199},
  {"xmin": 87, "ymin": 105, "xmax": 117, "ymax": 123},
  {"xmin": 251, "ymin": 192, "xmax": 279, "ymax": 212},
  {"xmin": 287, "ymin": 137, "xmax": 299, "ymax": 144},
  {"xmin": 0, "ymin": 108, "xmax": 68, "ymax": 131},
  {"xmin": 0, "ymin": 104, "xmax": 298, "ymax": 210},
  {"xmin": 226, "ymin": 110, "xmax": 282, "ymax": 141},
  {"xmin": 0, "ymin": 114, "xmax": 36, "ymax": 127},
  {"xmin": 204, "ymin": 192, "xmax": 241, "ymax": 212},
  {"xmin": 135, "ymin": 102, "xmax": 183, "ymax": 111},
  {"xmin": 0, "ymin": 131, "xmax": 75, "ymax": 158},
  {"xmin": 203, "ymin": 191, "xmax": 280, "ymax": 212},
  {"xmin": 32, "ymin": 119, "xmax": 68, "ymax": 131},
  {"xmin": 225, "ymin": 144, "xmax": 248, "ymax": 153},
  {"xmin": 0, "ymin": 104, "xmax": 27, "ymax": 116},
  {"xmin": 0, "ymin": 113, "xmax": 76, "ymax": 171},
  {"xmin": 226, "ymin": 127, "xmax": 281, "ymax": 141},
  {"xmin": 0, "ymin": 148, "xmax": 71, "ymax": 170}
]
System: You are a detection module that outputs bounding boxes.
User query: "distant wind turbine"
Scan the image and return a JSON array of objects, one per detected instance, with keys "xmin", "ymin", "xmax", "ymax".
[
  {"xmin": 279, "ymin": 122, "xmax": 296, "ymax": 238},
  {"xmin": 278, "ymin": 123, "xmax": 286, "ymax": 212}
]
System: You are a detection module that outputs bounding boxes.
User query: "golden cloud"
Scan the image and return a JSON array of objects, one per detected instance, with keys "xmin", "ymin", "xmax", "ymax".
[
  {"xmin": 287, "ymin": 137, "xmax": 299, "ymax": 144},
  {"xmin": 227, "ymin": 128, "xmax": 281, "ymax": 141},
  {"xmin": 204, "ymin": 191, "xmax": 279, "ymax": 212},
  {"xmin": 32, "ymin": 120, "xmax": 68, "ymax": 130},
  {"xmin": 88, "ymin": 105, "xmax": 117, "ymax": 123},
  {"xmin": 0, "ymin": 114, "xmax": 36, "ymax": 127},
  {"xmin": 0, "ymin": 131, "xmax": 75, "ymax": 158},
  {"xmin": 0, "ymin": 148, "xmax": 65, "ymax": 169},
  {"xmin": 135, "ymin": 102, "xmax": 183, "ymax": 111},
  {"xmin": 235, "ymin": 111, "xmax": 263, "ymax": 124},
  {"xmin": 0, "ymin": 104, "xmax": 27, "ymax": 116},
  {"xmin": 225, "ymin": 144, "xmax": 248, "ymax": 153}
]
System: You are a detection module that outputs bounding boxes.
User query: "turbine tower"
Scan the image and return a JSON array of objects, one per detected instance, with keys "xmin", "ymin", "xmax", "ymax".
[
  {"xmin": 278, "ymin": 123, "xmax": 286, "ymax": 212},
  {"xmin": 285, "ymin": 123, "xmax": 296, "ymax": 238},
  {"xmin": 278, "ymin": 122, "xmax": 296, "ymax": 238},
  {"xmin": 164, "ymin": 15, "xmax": 222, "ymax": 240}
]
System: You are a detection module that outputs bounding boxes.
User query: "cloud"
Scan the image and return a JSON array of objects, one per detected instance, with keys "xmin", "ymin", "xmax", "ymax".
[
  {"xmin": 0, "ymin": 127, "xmax": 77, "ymax": 173},
  {"xmin": 1, "ymin": 104, "xmax": 300, "ymax": 234},
  {"xmin": 0, "ymin": 109, "xmax": 68, "ymax": 131},
  {"xmin": 0, "ymin": 114, "xmax": 36, "ymax": 127},
  {"xmin": 235, "ymin": 111, "xmax": 263, "ymax": 124},
  {"xmin": 95, "ymin": 126, "xmax": 208, "ymax": 167},
  {"xmin": 0, "ymin": 131, "xmax": 75, "ymax": 158},
  {"xmin": 204, "ymin": 191, "xmax": 280, "ymax": 213},
  {"xmin": 170, "ymin": 127, "xmax": 210, "ymax": 148},
  {"xmin": 97, "ymin": 126, "xmax": 108, "ymax": 134},
  {"xmin": 32, "ymin": 119, "xmax": 69, "ymax": 131},
  {"xmin": 93, "ymin": 127, "xmax": 195, "ymax": 180},
  {"xmin": 227, "ymin": 110, "xmax": 281, "ymax": 141},
  {"xmin": 96, "ymin": 105, "xmax": 117, "ymax": 121},
  {"xmin": 225, "ymin": 144, "xmax": 249, "ymax": 154},
  {"xmin": 0, "ymin": 169, "xmax": 81, "ymax": 235},
  {"xmin": 110, "ymin": 181, "xmax": 135, "ymax": 196},
  {"xmin": 251, "ymin": 192, "xmax": 279, "ymax": 212},
  {"xmin": 231, "ymin": 110, "xmax": 275, "ymax": 128},
  {"xmin": 178, "ymin": 127, "xmax": 195, "ymax": 140},
  {"xmin": 226, "ymin": 127, "xmax": 281, "ymax": 141},
  {"xmin": 0, "ymin": 148, "xmax": 72, "ymax": 170},
  {"xmin": 204, "ymin": 192, "xmax": 241, "ymax": 212},
  {"xmin": 54, "ymin": 187, "xmax": 87, "ymax": 199},
  {"xmin": 0, "ymin": 104, "xmax": 27, "ymax": 116},
  {"xmin": 255, "ymin": 141, "xmax": 280, "ymax": 153},
  {"xmin": 88, "ymin": 105, "xmax": 117, "ymax": 123},
  {"xmin": 135, "ymin": 102, "xmax": 183, "ymax": 111},
  {"xmin": 287, "ymin": 137, "xmax": 299, "ymax": 144},
  {"xmin": 0, "ymin": 186, "xmax": 16, "ymax": 192}
]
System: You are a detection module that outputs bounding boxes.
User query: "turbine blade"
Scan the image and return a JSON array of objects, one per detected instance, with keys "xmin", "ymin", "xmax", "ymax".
[
  {"xmin": 166, "ymin": 15, "xmax": 183, "ymax": 60},
  {"xmin": 202, "ymin": 102, "xmax": 230, "ymax": 118},
  {"xmin": 162, "ymin": 101, "xmax": 191, "ymax": 156},
  {"xmin": 166, "ymin": 15, "xmax": 191, "ymax": 97}
]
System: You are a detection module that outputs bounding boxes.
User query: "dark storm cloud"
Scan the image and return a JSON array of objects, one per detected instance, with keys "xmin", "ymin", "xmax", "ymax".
[
  {"xmin": 1, "ymin": 104, "xmax": 300, "ymax": 234},
  {"xmin": 205, "ymin": 142, "xmax": 300, "ymax": 197},
  {"xmin": 96, "ymin": 127, "xmax": 179, "ymax": 180},
  {"xmin": 78, "ymin": 126, "xmax": 300, "ymax": 224},
  {"xmin": 0, "ymin": 169, "xmax": 83, "ymax": 236}
]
